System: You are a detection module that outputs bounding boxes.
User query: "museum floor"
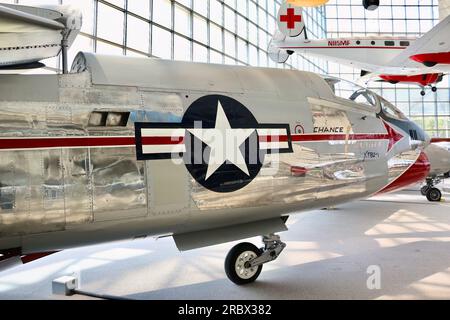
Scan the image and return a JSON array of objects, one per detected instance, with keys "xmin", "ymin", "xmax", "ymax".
[{"xmin": 1, "ymin": 188, "xmax": 450, "ymax": 300}]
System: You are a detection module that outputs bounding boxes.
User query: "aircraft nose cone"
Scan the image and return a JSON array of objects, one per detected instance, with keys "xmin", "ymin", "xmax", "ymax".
[{"xmin": 424, "ymin": 143, "xmax": 450, "ymax": 176}]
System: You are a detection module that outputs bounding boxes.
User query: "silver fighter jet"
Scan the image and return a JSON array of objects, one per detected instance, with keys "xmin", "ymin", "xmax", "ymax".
[
  {"xmin": 0, "ymin": 51, "xmax": 434, "ymax": 284},
  {"xmin": 0, "ymin": 3, "xmax": 437, "ymax": 285}
]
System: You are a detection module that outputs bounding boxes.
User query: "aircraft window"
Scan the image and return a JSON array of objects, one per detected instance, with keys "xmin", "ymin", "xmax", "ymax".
[
  {"xmin": 385, "ymin": 41, "xmax": 395, "ymax": 46},
  {"xmin": 89, "ymin": 111, "xmax": 130, "ymax": 127},
  {"xmin": 409, "ymin": 130, "xmax": 418, "ymax": 140},
  {"xmin": 379, "ymin": 97, "xmax": 408, "ymax": 120},
  {"xmin": 106, "ymin": 112, "xmax": 130, "ymax": 127},
  {"xmin": 349, "ymin": 89, "xmax": 376, "ymax": 106},
  {"xmin": 89, "ymin": 112, "xmax": 107, "ymax": 126},
  {"xmin": 400, "ymin": 41, "xmax": 410, "ymax": 46},
  {"xmin": 371, "ymin": 41, "xmax": 376, "ymax": 45}
]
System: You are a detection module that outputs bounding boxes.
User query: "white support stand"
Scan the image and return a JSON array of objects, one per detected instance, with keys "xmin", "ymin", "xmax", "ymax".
[{"xmin": 52, "ymin": 276, "xmax": 78, "ymax": 296}]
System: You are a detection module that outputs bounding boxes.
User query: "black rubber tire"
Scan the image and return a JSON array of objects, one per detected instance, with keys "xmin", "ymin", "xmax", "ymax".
[
  {"xmin": 421, "ymin": 90, "xmax": 426, "ymax": 96},
  {"xmin": 225, "ymin": 243, "xmax": 263, "ymax": 285},
  {"xmin": 432, "ymin": 86, "xmax": 438, "ymax": 92},
  {"xmin": 426, "ymin": 188, "xmax": 442, "ymax": 202},
  {"xmin": 363, "ymin": 0, "xmax": 379, "ymax": 10},
  {"xmin": 421, "ymin": 186, "xmax": 430, "ymax": 196}
]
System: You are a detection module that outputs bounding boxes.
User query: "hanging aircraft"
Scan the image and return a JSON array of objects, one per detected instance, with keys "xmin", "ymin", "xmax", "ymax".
[
  {"xmin": 270, "ymin": 1, "xmax": 450, "ymax": 201},
  {"xmin": 285, "ymin": 0, "xmax": 380, "ymax": 11},
  {"xmin": 0, "ymin": 3, "xmax": 81, "ymax": 73},
  {"xmin": 269, "ymin": 2, "xmax": 450, "ymax": 96},
  {"xmin": 0, "ymin": 3, "xmax": 442, "ymax": 286}
]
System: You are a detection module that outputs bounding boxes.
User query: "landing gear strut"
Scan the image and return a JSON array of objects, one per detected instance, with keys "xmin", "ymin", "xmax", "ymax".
[
  {"xmin": 421, "ymin": 86, "xmax": 438, "ymax": 96},
  {"xmin": 224, "ymin": 234, "xmax": 286, "ymax": 285},
  {"xmin": 421, "ymin": 177, "xmax": 443, "ymax": 202}
]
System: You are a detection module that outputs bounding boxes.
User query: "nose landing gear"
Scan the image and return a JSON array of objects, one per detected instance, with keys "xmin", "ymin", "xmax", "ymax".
[
  {"xmin": 421, "ymin": 177, "xmax": 444, "ymax": 202},
  {"xmin": 426, "ymin": 187, "xmax": 442, "ymax": 202},
  {"xmin": 224, "ymin": 234, "xmax": 286, "ymax": 285}
]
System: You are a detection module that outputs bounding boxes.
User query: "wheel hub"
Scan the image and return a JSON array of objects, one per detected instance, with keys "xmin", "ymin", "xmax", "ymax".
[
  {"xmin": 235, "ymin": 251, "xmax": 258, "ymax": 280},
  {"xmin": 430, "ymin": 190, "xmax": 439, "ymax": 200}
]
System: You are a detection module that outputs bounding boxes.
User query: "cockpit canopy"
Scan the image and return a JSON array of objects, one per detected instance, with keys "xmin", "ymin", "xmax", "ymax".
[{"xmin": 323, "ymin": 76, "xmax": 408, "ymax": 121}]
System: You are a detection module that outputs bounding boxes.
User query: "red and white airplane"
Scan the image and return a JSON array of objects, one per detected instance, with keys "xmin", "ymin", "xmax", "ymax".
[
  {"xmin": 269, "ymin": 2, "xmax": 450, "ymax": 96},
  {"xmin": 286, "ymin": 0, "xmax": 380, "ymax": 11}
]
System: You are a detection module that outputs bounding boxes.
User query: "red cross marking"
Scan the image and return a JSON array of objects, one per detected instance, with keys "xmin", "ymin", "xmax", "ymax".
[{"xmin": 280, "ymin": 8, "xmax": 302, "ymax": 29}]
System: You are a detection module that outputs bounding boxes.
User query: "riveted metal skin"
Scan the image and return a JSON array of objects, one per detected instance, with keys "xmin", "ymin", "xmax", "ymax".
[{"xmin": 0, "ymin": 53, "xmax": 426, "ymax": 254}]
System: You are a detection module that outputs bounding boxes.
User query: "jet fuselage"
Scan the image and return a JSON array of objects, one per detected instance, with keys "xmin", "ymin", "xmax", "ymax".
[{"xmin": 0, "ymin": 53, "xmax": 429, "ymax": 257}]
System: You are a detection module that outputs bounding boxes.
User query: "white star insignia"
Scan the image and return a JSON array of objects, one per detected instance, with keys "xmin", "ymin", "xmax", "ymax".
[{"xmin": 188, "ymin": 101, "xmax": 255, "ymax": 180}]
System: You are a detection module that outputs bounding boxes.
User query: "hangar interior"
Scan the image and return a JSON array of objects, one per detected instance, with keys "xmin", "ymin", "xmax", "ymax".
[
  {"xmin": 0, "ymin": 0, "xmax": 450, "ymax": 300},
  {"xmin": 11, "ymin": 0, "xmax": 448, "ymax": 139}
]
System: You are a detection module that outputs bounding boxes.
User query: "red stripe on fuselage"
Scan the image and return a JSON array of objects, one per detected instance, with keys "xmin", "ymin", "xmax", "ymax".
[
  {"xmin": 141, "ymin": 136, "xmax": 184, "ymax": 145},
  {"xmin": 279, "ymin": 46, "xmax": 406, "ymax": 50},
  {"xmin": 259, "ymin": 135, "xmax": 289, "ymax": 143},
  {"xmin": 291, "ymin": 133, "xmax": 390, "ymax": 142},
  {"xmin": 0, "ymin": 137, "xmax": 136, "ymax": 150},
  {"xmin": 0, "ymin": 131, "xmax": 401, "ymax": 151}
]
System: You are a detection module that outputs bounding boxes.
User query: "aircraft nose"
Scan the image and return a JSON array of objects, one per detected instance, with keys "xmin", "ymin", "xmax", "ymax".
[{"xmin": 424, "ymin": 143, "xmax": 450, "ymax": 176}]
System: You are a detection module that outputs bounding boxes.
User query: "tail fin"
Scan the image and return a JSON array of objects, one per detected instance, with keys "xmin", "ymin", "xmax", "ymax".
[
  {"xmin": 268, "ymin": 2, "xmax": 306, "ymax": 64},
  {"xmin": 277, "ymin": 2, "xmax": 306, "ymax": 38}
]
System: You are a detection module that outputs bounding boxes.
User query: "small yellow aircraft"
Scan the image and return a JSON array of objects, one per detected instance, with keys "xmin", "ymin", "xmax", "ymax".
[
  {"xmin": 287, "ymin": 0, "xmax": 380, "ymax": 11},
  {"xmin": 287, "ymin": 0, "xmax": 329, "ymax": 6}
]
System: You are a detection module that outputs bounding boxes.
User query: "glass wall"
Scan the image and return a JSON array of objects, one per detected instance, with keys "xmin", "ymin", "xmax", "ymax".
[
  {"xmin": 6, "ymin": 0, "xmax": 448, "ymax": 137},
  {"xmin": 8, "ymin": 0, "xmax": 326, "ymax": 73},
  {"xmin": 326, "ymin": 0, "xmax": 450, "ymax": 138}
]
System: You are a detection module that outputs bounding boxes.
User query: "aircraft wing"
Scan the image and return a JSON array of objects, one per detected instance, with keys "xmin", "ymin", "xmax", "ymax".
[
  {"xmin": 0, "ymin": 4, "xmax": 81, "ymax": 70},
  {"xmin": 0, "ymin": 4, "xmax": 65, "ymax": 30},
  {"xmin": 384, "ymin": 14, "xmax": 450, "ymax": 71}
]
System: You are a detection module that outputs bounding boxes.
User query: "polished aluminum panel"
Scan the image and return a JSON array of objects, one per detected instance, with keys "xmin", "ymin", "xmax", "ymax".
[
  {"xmin": 385, "ymin": 150, "xmax": 421, "ymax": 183},
  {"xmin": 191, "ymin": 145, "xmax": 321, "ymax": 211},
  {"xmin": 62, "ymin": 148, "xmax": 93, "ymax": 227},
  {"xmin": 0, "ymin": 55, "xmax": 424, "ymax": 253},
  {"xmin": 0, "ymin": 150, "xmax": 65, "ymax": 237},
  {"xmin": 90, "ymin": 147, "xmax": 147, "ymax": 222}
]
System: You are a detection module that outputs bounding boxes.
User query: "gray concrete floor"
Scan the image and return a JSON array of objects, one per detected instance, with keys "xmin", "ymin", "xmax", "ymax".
[{"xmin": 1, "ymin": 189, "xmax": 450, "ymax": 300}]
